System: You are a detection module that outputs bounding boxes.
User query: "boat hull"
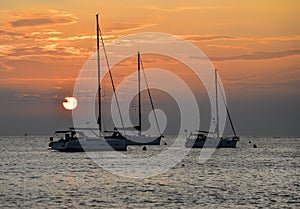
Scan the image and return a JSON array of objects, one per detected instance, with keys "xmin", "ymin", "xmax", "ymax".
[
  {"xmin": 49, "ymin": 138, "xmax": 127, "ymax": 152},
  {"xmin": 218, "ymin": 138, "xmax": 238, "ymax": 148},
  {"xmin": 185, "ymin": 137, "xmax": 238, "ymax": 148},
  {"xmin": 125, "ymin": 135, "xmax": 161, "ymax": 145}
]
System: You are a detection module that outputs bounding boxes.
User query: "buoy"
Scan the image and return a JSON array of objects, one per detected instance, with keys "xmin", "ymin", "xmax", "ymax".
[
  {"xmin": 253, "ymin": 144, "xmax": 257, "ymax": 148},
  {"xmin": 142, "ymin": 146, "xmax": 147, "ymax": 151},
  {"xmin": 182, "ymin": 164, "xmax": 185, "ymax": 167}
]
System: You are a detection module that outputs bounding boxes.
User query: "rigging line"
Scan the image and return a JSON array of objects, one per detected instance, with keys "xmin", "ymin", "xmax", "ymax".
[
  {"xmin": 102, "ymin": 74, "xmax": 107, "ymax": 132},
  {"xmin": 98, "ymin": 26, "xmax": 126, "ymax": 135},
  {"xmin": 140, "ymin": 57, "xmax": 162, "ymax": 136},
  {"xmin": 215, "ymin": 69, "xmax": 219, "ymax": 138},
  {"xmin": 217, "ymin": 77, "xmax": 237, "ymax": 137}
]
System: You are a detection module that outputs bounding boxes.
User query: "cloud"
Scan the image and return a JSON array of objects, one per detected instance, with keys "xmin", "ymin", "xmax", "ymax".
[
  {"xmin": 223, "ymin": 75, "xmax": 300, "ymax": 91},
  {"xmin": 10, "ymin": 10, "xmax": 78, "ymax": 27},
  {"xmin": 11, "ymin": 18, "xmax": 54, "ymax": 27},
  {"xmin": 139, "ymin": 5, "xmax": 232, "ymax": 12},
  {"xmin": 207, "ymin": 43, "xmax": 246, "ymax": 49},
  {"xmin": 210, "ymin": 49, "xmax": 300, "ymax": 61},
  {"xmin": 4, "ymin": 77, "xmax": 76, "ymax": 82},
  {"xmin": 43, "ymin": 35, "xmax": 91, "ymax": 41},
  {"xmin": 0, "ymin": 62, "xmax": 14, "ymax": 72},
  {"xmin": 184, "ymin": 35, "xmax": 235, "ymax": 42},
  {"xmin": 238, "ymin": 36, "xmax": 300, "ymax": 42},
  {"xmin": 104, "ymin": 23, "xmax": 156, "ymax": 33},
  {"xmin": 43, "ymin": 30, "xmax": 62, "ymax": 35},
  {"xmin": 0, "ymin": 42, "xmax": 88, "ymax": 71},
  {"xmin": 12, "ymin": 90, "xmax": 68, "ymax": 102},
  {"xmin": 0, "ymin": 45, "xmax": 14, "ymax": 55},
  {"xmin": 182, "ymin": 34, "xmax": 300, "ymax": 44},
  {"xmin": 15, "ymin": 93, "xmax": 40, "ymax": 100},
  {"xmin": 3, "ymin": 45, "xmax": 86, "ymax": 62},
  {"xmin": 0, "ymin": 30, "xmax": 31, "ymax": 40}
]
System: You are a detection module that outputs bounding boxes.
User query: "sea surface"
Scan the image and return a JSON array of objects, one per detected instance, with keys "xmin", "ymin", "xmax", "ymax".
[{"xmin": 0, "ymin": 136, "xmax": 299, "ymax": 208}]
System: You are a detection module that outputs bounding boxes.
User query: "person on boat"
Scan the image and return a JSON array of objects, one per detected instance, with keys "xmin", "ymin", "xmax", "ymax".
[
  {"xmin": 112, "ymin": 127, "xmax": 120, "ymax": 138},
  {"xmin": 70, "ymin": 131, "xmax": 77, "ymax": 140},
  {"xmin": 65, "ymin": 134, "xmax": 70, "ymax": 142},
  {"xmin": 196, "ymin": 133, "xmax": 206, "ymax": 141}
]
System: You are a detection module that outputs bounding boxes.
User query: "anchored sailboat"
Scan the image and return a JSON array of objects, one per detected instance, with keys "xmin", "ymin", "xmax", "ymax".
[
  {"xmin": 48, "ymin": 14, "xmax": 127, "ymax": 152},
  {"xmin": 125, "ymin": 52, "xmax": 162, "ymax": 145},
  {"xmin": 185, "ymin": 69, "xmax": 239, "ymax": 148}
]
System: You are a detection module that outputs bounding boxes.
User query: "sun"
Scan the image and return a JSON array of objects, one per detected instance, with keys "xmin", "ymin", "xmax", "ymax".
[{"xmin": 62, "ymin": 96, "xmax": 78, "ymax": 110}]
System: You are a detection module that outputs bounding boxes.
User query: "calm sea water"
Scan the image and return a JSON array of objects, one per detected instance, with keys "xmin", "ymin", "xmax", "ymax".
[{"xmin": 0, "ymin": 136, "xmax": 299, "ymax": 208}]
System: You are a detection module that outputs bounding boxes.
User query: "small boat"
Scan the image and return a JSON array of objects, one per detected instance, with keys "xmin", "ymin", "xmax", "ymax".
[
  {"xmin": 49, "ymin": 14, "xmax": 127, "ymax": 152},
  {"xmin": 185, "ymin": 69, "xmax": 239, "ymax": 148},
  {"xmin": 124, "ymin": 52, "xmax": 162, "ymax": 145},
  {"xmin": 185, "ymin": 131, "xmax": 239, "ymax": 148}
]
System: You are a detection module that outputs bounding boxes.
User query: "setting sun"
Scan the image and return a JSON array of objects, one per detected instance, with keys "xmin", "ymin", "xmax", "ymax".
[{"xmin": 62, "ymin": 96, "xmax": 78, "ymax": 110}]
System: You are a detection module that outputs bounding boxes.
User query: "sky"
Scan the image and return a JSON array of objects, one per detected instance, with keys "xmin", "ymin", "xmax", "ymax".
[{"xmin": 0, "ymin": 0, "xmax": 299, "ymax": 136}]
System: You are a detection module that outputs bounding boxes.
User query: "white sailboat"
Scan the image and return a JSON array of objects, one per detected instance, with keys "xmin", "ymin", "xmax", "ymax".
[
  {"xmin": 185, "ymin": 69, "xmax": 239, "ymax": 148},
  {"xmin": 49, "ymin": 14, "xmax": 127, "ymax": 152},
  {"xmin": 125, "ymin": 52, "xmax": 162, "ymax": 145}
]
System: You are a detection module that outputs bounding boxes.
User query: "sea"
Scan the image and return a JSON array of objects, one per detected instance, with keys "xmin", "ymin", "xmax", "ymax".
[{"xmin": 0, "ymin": 136, "xmax": 299, "ymax": 208}]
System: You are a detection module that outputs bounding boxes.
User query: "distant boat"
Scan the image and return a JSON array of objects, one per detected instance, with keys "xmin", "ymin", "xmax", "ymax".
[
  {"xmin": 185, "ymin": 69, "xmax": 239, "ymax": 148},
  {"xmin": 49, "ymin": 14, "xmax": 127, "ymax": 152},
  {"xmin": 125, "ymin": 52, "xmax": 162, "ymax": 145}
]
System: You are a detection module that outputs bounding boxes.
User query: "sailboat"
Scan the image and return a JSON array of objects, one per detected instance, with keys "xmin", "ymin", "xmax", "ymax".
[
  {"xmin": 125, "ymin": 52, "xmax": 162, "ymax": 145},
  {"xmin": 48, "ymin": 14, "xmax": 127, "ymax": 152},
  {"xmin": 185, "ymin": 69, "xmax": 239, "ymax": 148}
]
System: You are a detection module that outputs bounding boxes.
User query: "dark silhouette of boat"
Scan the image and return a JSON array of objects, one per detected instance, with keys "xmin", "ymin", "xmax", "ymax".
[
  {"xmin": 49, "ymin": 14, "xmax": 127, "ymax": 152},
  {"xmin": 49, "ymin": 129, "xmax": 127, "ymax": 152},
  {"xmin": 185, "ymin": 69, "xmax": 239, "ymax": 148},
  {"xmin": 125, "ymin": 52, "xmax": 162, "ymax": 145}
]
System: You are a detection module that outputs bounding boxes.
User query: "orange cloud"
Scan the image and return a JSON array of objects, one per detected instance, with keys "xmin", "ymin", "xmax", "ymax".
[
  {"xmin": 0, "ymin": 62, "xmax": 14, "ymax": 72},
  {"xmin": 0, "ymin": 30, "xmax": 32, "ymax": 41},
  {"xmin": 138, "ymin": 5, "xmax": 232, "ymax": 12},
  {"xmin": 183, "ymin": 35, "xmax": 300, "ymax": 43},
  {"xmin": 10, "ymin": 10, "xmax": 78, "ymax": 28},
  {"xmin": 209, "ymin": 49, "xmax": 300, "ymax": 61},
  {"xmin": 104, "ymin": 23, "xmax": 156, "ymax": 34},
  {"xmin": 184, "ymin": 35, "xmax": 235, "ymax": 42}
]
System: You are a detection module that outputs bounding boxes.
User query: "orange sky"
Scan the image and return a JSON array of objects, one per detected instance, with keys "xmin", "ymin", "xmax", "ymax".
[{"xmin": 0, "ymin": 0, "xmax": 299, "ymax": 135}]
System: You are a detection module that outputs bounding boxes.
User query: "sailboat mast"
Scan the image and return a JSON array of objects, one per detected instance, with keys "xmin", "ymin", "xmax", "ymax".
[
  {"xmin": 138, "ymin": 52, "xmax": 141, "ymax": 136},
  {"xmin": 215, "ymin": 69, "xmax": 219, "ymax": 137},
  {"xmin": 96, "ymin": 14, "xmax": 102, "ymax": 134}
]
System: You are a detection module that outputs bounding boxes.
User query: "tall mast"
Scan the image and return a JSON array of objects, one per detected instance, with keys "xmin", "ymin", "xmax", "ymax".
[
  {"xmin": 215, "ymin": 69, "xmax": 219, "ymax": 137},
  {"xmin": 96, "ymin": 14, "xmax": 102, "ymax": 134},
  {"xmin": 138, "ymin": 52, "xmax": 141, "ymax": 136}
]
